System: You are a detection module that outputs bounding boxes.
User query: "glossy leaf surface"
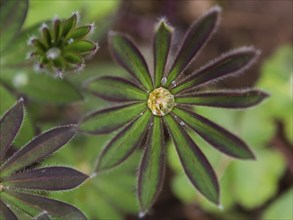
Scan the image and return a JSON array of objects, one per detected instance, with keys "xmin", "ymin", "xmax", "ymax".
[
  {"xmin": 166, "ymin": 6, "xmax": 221, "ymax": 87},
  {"xmin": 175, "ymin": 90, "xmax": 268, "ymax": 108},
  {"xmin": 109, "ymin": 32, "xmax": 153, "ymax": 91},
  {"xmin": 171, "ymin": 47, "xmax": 259, "ymax": 94},
  {"xmin": 84, "ymin": 76, "xmax": 148, "ymax": 102},
  {"xmin": 153, "ymin": 19, "xmax": 173, "ymax": 87},
  {"xmin": 0, "ymin": 126, "xmax": 76, "ymax": 177},
  {"xmin": 164, "ymin": 114, "xmax": 219, "ymax": 204},
  {"xmin": 96, "ymin": 111, "xmax": 151, "ymax": 171},
  {"xmin": 3, "ymin": 166, "xmax": 88, "ymax": 191},
  {"xmin": 173, "ymin": 107, "xmax": 255, "ymax": 159},
  {"xmin": 0, "ymin": 98, "xmax": 23, "ymax": 161},
  {"xmin": 138, "ymin": 116, "xmax": 165, "ymax": 214},
  {"xmin": 79, "ymin": 103, "xmax": 146, "ymax": 134}
]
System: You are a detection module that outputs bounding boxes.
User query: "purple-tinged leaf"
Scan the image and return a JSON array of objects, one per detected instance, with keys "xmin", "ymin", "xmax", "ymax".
[
  {"xmin": 175, "ymin": 89, "xmax": 269, "ymax": 108},
  {"xmin": 5, "ymin": 191, "xmax": 86, "ymax": 220},
  {"xmin": 138, "ymin": 116, "xmax": 165, "ymax": 216},
  {"xmin": 0, "ymin": 0, "xmax": 28, "ymax": 52},
  {"xmin": 109, "ymin": 31, "xmax": 153, "ymax": 91},
  {"xmin": 0, "ymin": 125, "xmax": 76, "ymax": 177},
  {"xmin": 96, "ymin": 111, "xmax": 152, "ymax": 172},
  {"xmin": 0, "ymin": 199, "xmax": 17, "ymax": 220},
  {"xmin": 164, "ymin": 114, "xmax": 219, "ymax": 205},
  {"xmin": 171, "ymin": 47, "xmax": 260, "ymax": 94},
  {"xmin": 173, "ymin": 107, "xmax": 255, "ymax": 159},
  {"xmin": 83, "ymin": 76, "xmax": 148, "ymax": 102},
  {"xmin": 0, "ymin": 98, "xmax": 24, "ymax": 161},
  {"xmin": 3, "ymin": 166, "xmax": 88, "ymax": 191},
  {"xmin": 153, "ymin": 18, "xmax": 173, "ymax": 87},
  {"xmin": 165, "ymin": 6, "xmax": 221, "ymax": 87},
  {"xmin": 79, "ymin": 103, "xmax": 147, "ymax": 134}
]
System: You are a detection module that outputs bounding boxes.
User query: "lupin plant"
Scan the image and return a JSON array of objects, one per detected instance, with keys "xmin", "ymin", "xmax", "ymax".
[
  {"xmin": 79, "ymin": 6, "xmax": 268, "ymax": 216},
  {"xmin": 0, "ymin": 99, "xmax": 88, "ymax": 220},
  {"xmin": 27, "ymin": 12, "xmax": 98, "ymax": 78}
]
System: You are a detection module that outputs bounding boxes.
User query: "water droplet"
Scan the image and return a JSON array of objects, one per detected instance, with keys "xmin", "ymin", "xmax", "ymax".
[
  {"xmin": 90, "ymin": 172, "xmax": 97, "ymax": 178},
  {"xmin": 172, "ymin": 80, "xmax": 176, "ymax": 87},
  {"xmin": 68, "ymin": 38, "xmax": 74, "ymax": 44},
  {"xmin": 161, "ymin": 77, "xmax": 167, "ymax": 85},
  {"xmin": 180, "ymin": 121, "xmax": 185, "ymax": 126},
  {"xmin": 218, "ymin": 204, "xmax": 224, "ymax": 210},
  {"xmin": 55, "ymin": 69, "xmax": 64, "ymax": 78},
  {"xmin": 46, "ymin": 47, "xmax": 61, "ymax": 60},
  {"xmin": 13, "ymin": 72, "xmax": 28, "ymax": 88},
  {"xmin": 138, "ymin": 211, "xmax": 146, "ymax": 219},
  {"xmin": 140, "ymin": 112, "xmax": 143, "ymax": 116}
]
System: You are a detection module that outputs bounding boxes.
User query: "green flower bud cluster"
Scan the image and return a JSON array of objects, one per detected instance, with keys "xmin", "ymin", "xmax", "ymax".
[{"xmin": 27, "ymin": 12, "xmax": 98, "ymax": 78}]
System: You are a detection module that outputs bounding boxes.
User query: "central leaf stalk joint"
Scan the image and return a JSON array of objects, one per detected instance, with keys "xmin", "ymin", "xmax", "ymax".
[{"xmin": 147, "ymin": 87, "xmax": 175, "ymax": 116}]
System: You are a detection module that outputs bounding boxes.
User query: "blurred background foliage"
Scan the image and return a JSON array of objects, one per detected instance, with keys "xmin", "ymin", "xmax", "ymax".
[{"xmin": 0, "ymin": 0, "xmax": 292, "ymax": 219}]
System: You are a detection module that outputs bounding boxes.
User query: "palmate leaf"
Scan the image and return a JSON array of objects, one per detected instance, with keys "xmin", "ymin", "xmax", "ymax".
[
  {"xmin": 0, "ymin": 125, "xmax": 76, "ymax": 177},
  {"xmin": 79, "ymin": 102, "xmax": 146, "ymax": 134},
  {"xmin": 175, "ymin": 89, "xmax": 269, "ymax": 108},
  {"xmin": 96, "ymin": 111, "xmax": 152, "ymax": 172},
  {"xmin": 0, "ymin": 199, "xmax": 17, "ymax": 220},
  {"xmin": 172, "ymin": 107, "xmax": 255, "ymax": 159},
  {"xmin": 2, "ymin": 166, "xmax": 88, "ymax": 191},
  {"xmin": 83, "ymin": 76, "xmax": 148, "ymax": 102},
  {"xmin": 171, "ymin": 47, "xmax": 260, "ymax": 94},
  {"xmin": 138, "ymin": 116, "xmax": 165, "ymax": 215},
  {"xmin": 164, "ymin": 114, "xmax": 219, "ymax": 205},
  {"xmin": 0, "ymin": 98, "xmax": 24, "ymax": 161},
  {"xmin": 153, "ymin": 18, "xmax": 173, "ymax": 87},
  {"xmin": 165, "ymin": 6, "xmax": 221, "ymax": 87},
  {"xmin": 0, "ymin": 0, "xmax": 28, "ymax": 52},
  {"xmin": 3, "ymin": 191, "xmax": 86, "ymax": 220},
  {"xmin": 109, "ymin": 31, "xmax": 153, "ymax": 91}
]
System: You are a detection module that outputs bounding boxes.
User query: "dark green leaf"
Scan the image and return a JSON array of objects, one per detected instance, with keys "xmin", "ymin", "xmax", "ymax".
[
  {"xmin": 67, "ymin": 26, "xmax": 91, "ymax": 40},
  {"xmin": 65, "ymin": 40, "xmax": 96, "ymax": 54},
  {"xmin": 0, "ymin": 0, "xmax": 28, "ymax": 52},
  {"xmin": 64, "ymin": 53, "xmax": 82, "ymax": 65},
  {"xmin": 3, "ymin": 166, "xmax": 88, "ymax": 191},
  {"xmin": 153, "ymin": 18, "xmax": 173, "ymax": 87},
  {"xmin": 165, "ymin": 6, "xmax": 221, "ymax": 87},
  {"xmin": 109, "ymin": 31, "xmax": 153, "ymax": 91},
  {"xmin": 0, "ymin": 125, "xmax": 76, "ymax": 177},
  {"xmin": 164, "ymin": 114, "xmax": 219, "ymax": 204},
  {"xmin": 0, "ymin": 199, "xmax": 17, "ymax": 220},
  {"xmin": 171, "ymin": 47, "xmax": 260, "ymax": 94},
  {"xmin": 0, "ymin": 98, "xmax": 24, "ymax": 161},
  {"xmin": 172, "ymin": 107, "xmax": 255, "ymax": 159},
  {"xmin": 62, "ymin": 13, "xmax": 77, "ymax": 37},
  {"xmin": 84, "ymin": 76, "xmax": 148, "ymax": 102},
  {"xmin": 79, "ymin": 102, "xmax": 147, "ymax": 134},
  {"xmin": 138, "ymin": 116, "xmax": 165, "ymax": 215},
  {"xmin": 5, "ymin": 191, "xmax": 86, "ymax": 220},
  {"xmin": 96, "ymin": 111, "xmax": 151, "ymax": 171},
  {"xmin": 53, "ymin": 19, "xmax": 62, "ymax": 43},
  {"xmin": 175, "ymin": 89, "xmax": 269, "ymax": 108}
]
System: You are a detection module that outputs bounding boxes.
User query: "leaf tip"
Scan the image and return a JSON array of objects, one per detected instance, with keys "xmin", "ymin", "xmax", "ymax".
[{"xmin": 154, "ymin": 17, "xmax": 174, "ymax": 32}]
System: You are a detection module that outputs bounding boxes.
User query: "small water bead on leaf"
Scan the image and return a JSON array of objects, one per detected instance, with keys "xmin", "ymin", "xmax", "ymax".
[
  {"xmin": 147, "ymin": 87, "xmax": 175, "ymax": 116},
  {"xmin": 46, "ymin": 47, "xmax": 61, "ymax": 60},
  {"xmin": 161, "ymin": 77, "xmax": 167, "ymax": 86}
]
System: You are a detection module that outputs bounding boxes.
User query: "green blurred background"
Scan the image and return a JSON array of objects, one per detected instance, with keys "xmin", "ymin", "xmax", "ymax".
[{"xmin": 0, "ymin": 0, "xmax": 292, "ymax": 219}]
